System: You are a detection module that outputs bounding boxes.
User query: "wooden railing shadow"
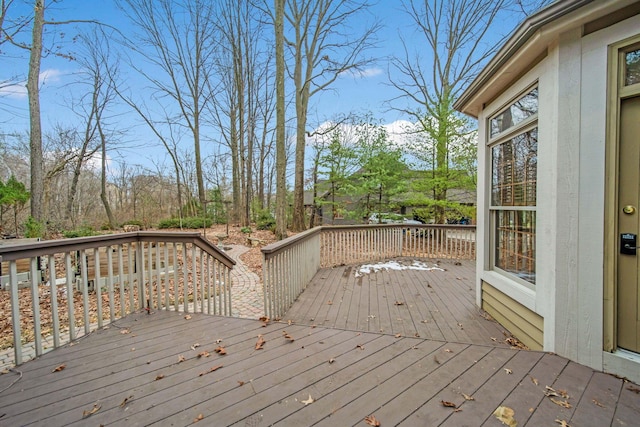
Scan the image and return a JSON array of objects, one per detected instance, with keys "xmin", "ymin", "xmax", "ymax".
[{"xmin": 0, "ymin": 232, "xmax": 234, "ymax": 366}]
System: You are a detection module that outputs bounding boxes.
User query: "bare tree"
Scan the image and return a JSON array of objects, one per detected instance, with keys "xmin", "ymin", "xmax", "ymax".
[
  {"xmin": 117, "ymin": 0, "xmax": 219, "ymax": 208},
  {"xmin": 390, "ymin": 0, "xmax": 511, "ymax": 223},
  {"xmin": 284, "ymin": 0, "xmax": 380, "ymax": 231}
]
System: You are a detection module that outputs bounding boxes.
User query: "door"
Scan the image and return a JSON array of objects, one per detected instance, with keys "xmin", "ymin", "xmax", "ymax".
[{"xmin": 618, "ymin": 95, "xmax": 640, "ymax": 353}]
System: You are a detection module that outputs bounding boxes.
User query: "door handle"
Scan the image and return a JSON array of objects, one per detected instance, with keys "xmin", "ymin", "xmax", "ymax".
[{"xmin": 624, "ymin": 244, "xmax": 638, "ymax": 250}]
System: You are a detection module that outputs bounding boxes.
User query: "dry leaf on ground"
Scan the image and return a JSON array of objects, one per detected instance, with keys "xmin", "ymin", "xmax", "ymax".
[
  {"xmin": 550, "ymin": 398, "xmax": 571, "ymax": 409},
  {"xmin": 177, "ymin": 355, "xmax": 186, "ymax": 363},
  {"xmin": 191, "ymin": 343, "xmax": 201, "ymax": 351},
  {"xmin": 197, "ymin": 351, "xmax": 210, "ymax": 358},
  {"xmin": 530, "ymin": 376, "xmax": 539, "ymax": 386},
  {"xmin": 193, "ymin": 413, "xmax": 204, "ymax": 423},
  {"xmin": 364, "ymin": 414, "xmax": 381, "ymax": 426},
  {"xmin": 462, "ymin": 393, "xmax": 474, "ymax": 401},
  {"xmin": 283, "ymin": 331, "xmax": 295, "ymax": 342},
  {"xmin": 302, "ymin": 394, "xmax": 314, "ymax": 405},
  {"xmin": 214, "ymin": 346, "xmax": 227, "ymax": 355},
  {"xmin": 394, "ymin": 301, "xmax": 404, "ymax": 306},
  {"xmin": 184, "ymin": 315, "xmax": 191, "ymax": 320},
  {"xmin": 52, "ymin": 364, "xmax": 66, "ymax": 372},
  {"xmin": 119, "ymin": 395, "xmax": 134, "ymax": 407},
  {"xmin": 555, "ymin": 420, "xmax": 570, "ymax": 427},
  {"xmin": 255, "ymin": 335, "xmax": 266, "ymax": 350},
  {"xmin": 155, "ymin": 374, "xmax": 165, "ymax": 381},
  {"xmin": 198, "ymin": 365, "xmax": 223, "ymax": 376},
  {"xmin": 493, "ymin": 406, "xmax": 517, "ymax": 427},
  {"xmin": 627, "ymin": 385, "xmax": 640, "ymax": 394},
  {"xmin": 82, "ymin": 403, "xmax": 101, "ymax": 418},
  {"xmin": 441, "ymin": 400, "xmax": 457, "ymax": 408},
  {"xmin": 592, "ymin": 399, "xmax": 605, "ymax": 408},
  {"xmin": 504, "ymin": 368, "xmax": 512, "ymax": 374}
]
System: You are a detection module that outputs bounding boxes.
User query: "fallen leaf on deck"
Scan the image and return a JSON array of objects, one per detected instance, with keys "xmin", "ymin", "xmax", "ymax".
[
  {"xmin": 445, "ymin": 349, "xmax": 453, "ymax": 353},
  {"xmin": 198, "ymin": 365, "xmax": 223, "ymax": 376},
  {"xmin": 329, "ymin": 358, "xmax": 335, "ymax": 364},
  {"xmin": 216, "ymin": 339, "xmax": 223, "ymax": 344},
  {"xmin": 491, "ymin": 337, "xmax": 498, "ymax": 342},
  {"xmin": 119, "ymin": 395, "xmax": 134, "ymax": 407},
  {"xmin": 356, "ymin": 344, "xmax": 365, "ymax": 350},
  {"xmin": 530, "ymin": 376, "xmax": 539, "ymax": 386},
  {"xmin": 177, "ymin": 355, "xmax": 186, "ymax": 363},
  {"xmin": 193, "ymin": 413, "xmax": 204, "ymax": 423},
  {"xmin": 545, "ymin": 386, "xmax": 569, "ymax": 398},
  {"xmin": 283, "ymin": 331, "xmax": 295, "ymax": 342},
  {"xmin": 155, "ymin": 374, "xmax": 165, "ymax": 380},
  {"xmin": 555, "ymin": 420, "xmax": 570, "ymax": 427},
  {"xmin": 504, "ymin": 368, "xmax": 512, "ymax": 374},
  {"xmin": 550, "ymin": 398, "xmax": 571, "ymax": 408},
  {"xmin": 238, "ymin": 381, "xmax": 245, "ymax": 386},
  {"xmin": 434, "ymin": 356, "xmax": 440, "ymax": 364},
  {"xmin": 457, "ymin": 322, "xmax": 464, "ymax": 329},
  {"xmin": 462, "ymin": 393, "xmax": 475, "ymax": 401},
  {"xmin": 592, "ymin": 399, "xmax": 605, "ymax": 408},
  {"xmin": 441, "ymin": 400, "xmax": 457, "ymax": 408},
  {"xmin": 302, "ymin": 394, "xmax": 314, "ymax": 405},
  {"xmin": 82, "ymin": 403, "xmax": 101, "ymax": 418},
  {"xmin": 395, "ymin": 333, "xmax": 402, "ymax": 338},
  {"xmin": 197, "ymin": 351, "xmax": 210, "ymax": 358},
  {"xmin": 214, "ymin": 346, "xmax": 227, "ymax": 355},
  {"xmin": 255, "ymin": 335, "xmax": 266, "ymax": 350},
  {"xmin": 120, "ymin": 329, "xmax": 130, "ymax": 334},
  {"xmin": 364, "ymin": 414, "xmax": 381, "ymax": 426},
  {"xmin": 493, "ymin": 406, "xmax": 517, "ymax": 427},
  {"xmin": 453, "ymin": 408, "xmax": 463, "ymax": 412},
  {"xmin": 288, "ymin": 320, "xmax": 293, "ymax": 325},
  {"xmin": 184, "ymin": 315, "xmax": 191, "ymax": 320},
  {"xmin": 259, "ymin": 316, "xmax": 269, "ymax": 322},
  {"xmin": 394, "ymin": 301, "xmax": 404, "ymax": 306},
  {"xmin": 627, "ymin": 385, "xmax": 640, "ymax": 394},
  {"xmin": 191, "ymin": 343, "xmax": 201, "ymax": 351},
  {"xmin": 52, "ymin": 364, "xmax": 66, "ymax": 373}
]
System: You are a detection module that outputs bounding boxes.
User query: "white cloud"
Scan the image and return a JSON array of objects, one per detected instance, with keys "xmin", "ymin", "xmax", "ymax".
[
  {"xmin": 0, "ymin": 69, "xmax": 65, "ymax": 99},
  {"xmin": 344, "ymin": 67, "xmax": 384, "ymax": 79}
]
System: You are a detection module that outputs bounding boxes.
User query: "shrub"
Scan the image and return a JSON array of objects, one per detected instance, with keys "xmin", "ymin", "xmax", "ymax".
[
  {"xmin": 63, "ymin": 226, "xmax": 96, "ymax": 238},
  {"xmin": 256, "ymin": 210, "xmax": 276, "ymax": 231},
  {"xmin": 157, "ymin": 217, "xmax": 213, "ymax": 229},
  {"xmin": 24, "ymin": 216, "xmax": 44, "ymax": 238},
  {"xmin": 240, "ymin": 226, "xmax": 252, "ymax": 234}
]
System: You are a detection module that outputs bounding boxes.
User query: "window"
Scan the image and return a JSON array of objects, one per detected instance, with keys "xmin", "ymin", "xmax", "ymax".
[
  {"xmin": 625, "ymin": 47, "xmax": 640, "ymax": 86},
  {"xmin": 489, "ymin": 87, "xmax": 538, "ymax": 284}
]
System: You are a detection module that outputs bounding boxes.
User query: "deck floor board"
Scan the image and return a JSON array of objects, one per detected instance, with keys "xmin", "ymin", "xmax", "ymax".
[{"xmin": 1, "ymin": 260, "xmax": 638, "ymax": 426}]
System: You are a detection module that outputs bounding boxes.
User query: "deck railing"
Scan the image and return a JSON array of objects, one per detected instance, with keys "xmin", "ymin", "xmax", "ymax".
[
  {"xmin": 0, "ymin": 232, "xmax": 235, "ymax": 366},
  {"xmin": 261, "ymin": 224, "xmax": 476, "ymax": 319}
]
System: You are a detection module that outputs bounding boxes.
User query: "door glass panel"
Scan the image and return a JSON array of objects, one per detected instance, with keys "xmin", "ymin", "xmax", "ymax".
[{"xmin": 626, "ymin": 48, "xmax": 640, "ymax": 86}]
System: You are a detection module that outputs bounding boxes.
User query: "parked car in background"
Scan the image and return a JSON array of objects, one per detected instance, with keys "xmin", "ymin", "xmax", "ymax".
[{"xmin": 368, "ymin": 212, "xmax": 422, "ymax": 225}]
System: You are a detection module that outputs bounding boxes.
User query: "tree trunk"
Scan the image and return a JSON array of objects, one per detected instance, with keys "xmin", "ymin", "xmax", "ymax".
[
  {"xmin": 274, "ymin": 0, "xmax": 287, "ymax": 240},
  {"xmin": 27, "ymin": 0, "xmax": 44, "ymax": 222},
  {"xmin": 98, "ymin": 120, "xmax": 116, "ymax": 228}
]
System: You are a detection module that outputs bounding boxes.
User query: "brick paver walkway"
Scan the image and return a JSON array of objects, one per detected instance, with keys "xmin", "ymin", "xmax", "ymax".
[{"xmin": 223, "ymin": 244, "xmax": 264, "ymax": 319}]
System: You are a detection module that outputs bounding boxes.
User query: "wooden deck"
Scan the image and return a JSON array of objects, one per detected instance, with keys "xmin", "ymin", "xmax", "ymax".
[
  {"xmin": 1, "ymin": 260, "xmax": 639, "ymax": 426},
  {"xmin": 284, "ymin": 259, "xmax": 508, "ymax": 346}
]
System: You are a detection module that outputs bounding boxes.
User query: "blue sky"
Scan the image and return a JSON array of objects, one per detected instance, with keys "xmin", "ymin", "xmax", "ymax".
[{"xmin": 0, "ymin": 0, "xmax": 528, "ymax": 170}]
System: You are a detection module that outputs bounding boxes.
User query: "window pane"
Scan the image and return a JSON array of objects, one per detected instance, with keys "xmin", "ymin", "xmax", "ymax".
[
  {"xmin": 495, "ymin": 210, "xmax": 536, "ymax": 284},
  {"xmin": 490, "ymin": 88, "xmax": 538, "ymax": 137},
  {"xmin": 491, "ymin": 128, "xmax": 538, "ymax": 206},
  {"xmin": 626, "ymin": 48, "xmax": 640, "ymax": 86}
]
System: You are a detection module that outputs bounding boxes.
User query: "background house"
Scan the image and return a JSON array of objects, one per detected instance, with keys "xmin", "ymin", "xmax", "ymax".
[{"xmin": 456, "ymin": 0, "xmax": 640, "ymax": 383}]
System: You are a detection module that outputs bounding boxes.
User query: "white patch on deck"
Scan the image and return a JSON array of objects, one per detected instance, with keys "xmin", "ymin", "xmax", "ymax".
[{"xmin": 355, "ymin": 260, "xmax": 444, "ymax": 277}]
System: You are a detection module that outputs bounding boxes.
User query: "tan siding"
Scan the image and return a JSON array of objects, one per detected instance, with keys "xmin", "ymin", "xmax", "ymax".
[{"xmin": 482, "ymin": 281, "xmax": 544, "ymax": 350}]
